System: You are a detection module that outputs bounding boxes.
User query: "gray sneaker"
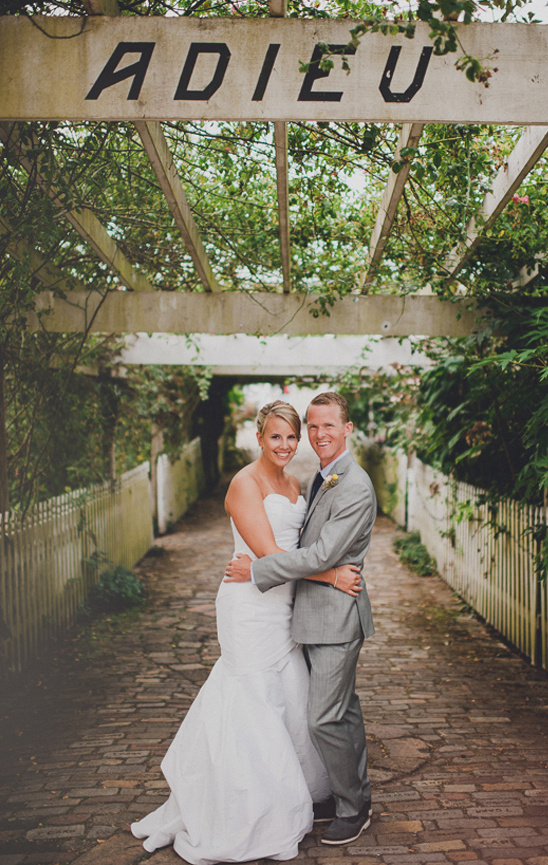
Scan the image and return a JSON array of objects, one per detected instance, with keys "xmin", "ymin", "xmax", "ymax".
[{"xmin": 320, "ymin": 800, "xmax": 372, "ymax": 845}]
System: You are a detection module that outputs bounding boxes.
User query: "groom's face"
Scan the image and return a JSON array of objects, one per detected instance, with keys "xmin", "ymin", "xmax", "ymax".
[{"xmin": 306, "ymin": 403, "xmax": 353, "ymax": 469}]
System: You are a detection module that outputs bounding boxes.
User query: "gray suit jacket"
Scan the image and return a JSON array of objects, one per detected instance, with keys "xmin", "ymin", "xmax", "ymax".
[{"xmin": 253, "ymin": 452, "xmax": 376, "ymax": 644}]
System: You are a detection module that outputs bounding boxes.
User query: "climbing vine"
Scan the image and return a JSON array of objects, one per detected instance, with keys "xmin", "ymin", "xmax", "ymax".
[{"xmin": 1, "ymin": 0, "xmax": 547, "ymax": 512}]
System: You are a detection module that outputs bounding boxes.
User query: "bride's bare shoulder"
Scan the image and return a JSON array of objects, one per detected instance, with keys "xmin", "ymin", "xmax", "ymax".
[
  {"xmin": 225, "ymin": 463, "xmax": 261, "ymax": 514},
  {"xmin": 228, "ymin": 461, "xmax": 260, "ymax": 490}
]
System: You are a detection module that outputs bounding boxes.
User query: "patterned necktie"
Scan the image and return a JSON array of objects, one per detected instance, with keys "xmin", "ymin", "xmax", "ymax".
[{"xmin": 309, "ymin": 471, "xmax": 323, "ymax": 504}]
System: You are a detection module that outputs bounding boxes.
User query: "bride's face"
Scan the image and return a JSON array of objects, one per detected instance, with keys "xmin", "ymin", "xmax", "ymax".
[{"xmin": 257, "ymin": 416, "xmax": 299, "ymax": 469}]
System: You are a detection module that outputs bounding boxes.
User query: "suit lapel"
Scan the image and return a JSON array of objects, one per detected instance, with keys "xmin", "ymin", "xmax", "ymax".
[{"xmin": 302, "ymin": 452, "xmax": 353, "ymax": 530}]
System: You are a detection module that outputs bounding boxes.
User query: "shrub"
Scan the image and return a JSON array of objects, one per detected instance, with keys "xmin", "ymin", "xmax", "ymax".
[
  {"xmin": 84, "ymin": 552, "xmax": 147, "ymax": 615},
  {"xmin": 393, "ymin": 531, "xmax": 438, "ymax": 577}
]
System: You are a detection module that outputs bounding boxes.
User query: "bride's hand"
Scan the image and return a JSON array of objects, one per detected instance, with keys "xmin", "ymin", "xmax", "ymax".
[
  {"xmin": 224, "ymin": 553, "xmax": 253, "ymax": 583},
  {"xmin": 335, "ymin": 564, "xmax": 363, "ymax": 596}
]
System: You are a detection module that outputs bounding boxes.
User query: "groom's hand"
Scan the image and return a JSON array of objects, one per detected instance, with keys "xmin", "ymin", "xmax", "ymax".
[{"xmin": 224, "ymin": 554, "xmax": 252, "ymax": 582}]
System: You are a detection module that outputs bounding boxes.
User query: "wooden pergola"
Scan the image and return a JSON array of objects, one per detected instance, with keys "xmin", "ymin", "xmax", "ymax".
[{"xmin": 1, "ymin": 2, "xmax": 547, "ymax": 344}]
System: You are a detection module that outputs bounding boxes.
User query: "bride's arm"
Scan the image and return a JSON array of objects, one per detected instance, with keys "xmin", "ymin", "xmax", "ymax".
[{"xmin": 225, "ymin": 474, "xmax": 360, "ymax": 594}]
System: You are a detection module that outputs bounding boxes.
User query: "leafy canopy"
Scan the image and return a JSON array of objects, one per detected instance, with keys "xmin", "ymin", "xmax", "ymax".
[{"xmin": 1, "ymin": 0, "xmax": 547, "ymax": 512}]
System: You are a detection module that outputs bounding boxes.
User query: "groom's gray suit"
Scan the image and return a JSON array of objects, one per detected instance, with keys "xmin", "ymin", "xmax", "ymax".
[{"xmin": 253, "ymin": 451, "xmax": 376, "ymax": 817}]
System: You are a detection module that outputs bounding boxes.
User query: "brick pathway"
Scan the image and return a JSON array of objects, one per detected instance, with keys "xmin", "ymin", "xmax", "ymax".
[{"xmin": 1, "ymin": 480, "xmax": 547, "ymax": 865}]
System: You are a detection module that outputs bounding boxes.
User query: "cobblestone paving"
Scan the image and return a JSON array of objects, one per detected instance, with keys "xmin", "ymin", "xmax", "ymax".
[{"xmin": 1, "ymin": 480, "xmax": 547, "ymax": 865}]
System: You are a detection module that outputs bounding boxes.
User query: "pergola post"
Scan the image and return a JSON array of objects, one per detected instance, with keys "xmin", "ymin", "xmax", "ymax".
[{"xmin": 270, "ymin": 0, "xmax": 292, "ymax": 293}]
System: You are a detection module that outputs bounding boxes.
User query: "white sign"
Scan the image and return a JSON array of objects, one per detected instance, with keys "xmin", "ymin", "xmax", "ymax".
[{"xmin": 0, "ymin": 16, "xmax": 547, "ymax": 123}]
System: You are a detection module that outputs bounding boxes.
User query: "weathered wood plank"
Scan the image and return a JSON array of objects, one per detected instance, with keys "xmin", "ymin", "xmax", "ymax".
[
  {"xmin": 273, "ymin": 122, "xmax": 292, "ymax": 294},
  {"xmin": 269, "ymin": 0, "xmax": 291, "ymax": 293},
  {"xmin": 134, "ymin": 121, "xmax": 221, "ymax": 293},
  {"xmin": 364, "ymin": 122, "xmax": 424, "ymax": 290},
  {"xmin": 28, "ymin": 290, "xmax": 483, "ymax": 337},
  {"xmin": 82, "ymin": 0, "xmax": 120, "ymax": 13},
  {"xmin": 2, "ymin": 18, "xmax": 548, "ymax": 123}
]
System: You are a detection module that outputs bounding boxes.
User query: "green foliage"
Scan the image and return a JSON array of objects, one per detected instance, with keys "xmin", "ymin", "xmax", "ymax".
[
  {"xmin": 1, "ymin": 0, "xmax": 546, "ymax": 517},
  {"xmin": 311, "ymin": 0, "xmax": 525, "ymax": 87},
  {"xmin": 394, "ymin": 531, "xmax": 438, "ymax": 576},
  {"xmin": 414, "ymin": 295, "xmax": 548, "ymax": 505},
  {"xmin": 2, "ymin": 0, "xmax": 531, "ymax": 21},
  {"xmin": 341, "ymin": 362, "xmax": 419, "ymax": 451},
  {"xmin": 2, "ymin": 331, "xmax": 210, "ymax": 510},
  {"xmin": 83, "ymin": 552, "xmax": 147, "ymax": 616},
  {"xmin": 341, "ymin": 289, "xmax": 548, "ymax": 507}
]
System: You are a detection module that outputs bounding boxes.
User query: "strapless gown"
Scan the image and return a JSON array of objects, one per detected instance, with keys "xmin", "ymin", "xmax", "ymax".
[{"xmin": 131, "ymin": 493, "xmax": 331, "ymax": 865}]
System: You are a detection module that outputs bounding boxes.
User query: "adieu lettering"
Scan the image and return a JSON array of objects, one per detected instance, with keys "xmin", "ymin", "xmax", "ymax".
[
  {"xmin": 85, "ymin": 39, "xmax": 432, "ymax": 105},
  {"xmin": 252, "ymin": 44, "xmax": 281, "ymax": 102},
  {"xmin": 86, "ymin": 42, "xmax": 155, "ymax": 100},
  {"xmin": 298, "ymin": 44, "xmax": 357, "ymax": 102},
  {"xmin": 174, "ymin": 43, "xmax": 231, "ymax": 101},
  {"xmin": 379, "ymin": 45, "xmax": 433, "ymax": 103}
]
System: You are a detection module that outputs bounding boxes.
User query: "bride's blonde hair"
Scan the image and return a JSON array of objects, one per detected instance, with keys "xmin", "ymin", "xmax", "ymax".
[{"xmin": 256, "ymin": 401, "xmax": 301, "ymax": 440}]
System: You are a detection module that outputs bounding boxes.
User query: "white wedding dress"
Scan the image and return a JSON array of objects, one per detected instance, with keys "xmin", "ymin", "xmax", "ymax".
[{"xmin": 131, "ymin": 493, "xmax": 331, "ymax": 865}]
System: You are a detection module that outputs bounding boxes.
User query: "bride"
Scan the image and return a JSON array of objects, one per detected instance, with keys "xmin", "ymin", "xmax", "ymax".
[{"xmin": 131, "ymin": 400, "xmax": 362, "ymax": 865}]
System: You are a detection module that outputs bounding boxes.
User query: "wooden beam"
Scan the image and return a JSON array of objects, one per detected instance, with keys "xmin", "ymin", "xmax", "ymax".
[
  {"xmin": 442, "ymin": 125, "xmax": 548, "ymax": 281},
  {"xmin": 28, "ymin": 290, "xmax": 482, "ymax": 337},
  {"xmin": 81, "ymin": 0, "xmax": 120, "ymax": 13},
  {"xmin": 134, "ymin": 121, "xmax": 221, "ymax": 292},
  {"xmin": 2, "ymin": 18, "xmax": 548, "ymax": 124},
  {"xmin": 268, "ymin": 0, "xmax": 287, "ymax": 15},
  {"xmin": 363, "ymin": 123, "xmax": 424, "ymax": 291},
  {"xmin": 117, "ymin": 333, "xmax": 434, "ymax": 372},
  {"xmin": 273, "ymin": 126, "xmax": 291, "ymax": 295},
  {"xmin": 270, "ymin": 0, "xmax": 291, "ymax": 294},
  {"xmin": 0, "ymin": 122, "xmax": 156, "ymax": 292}
]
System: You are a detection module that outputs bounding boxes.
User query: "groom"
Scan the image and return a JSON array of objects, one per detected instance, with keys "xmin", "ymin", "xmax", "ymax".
[{"xmin": 225, "ymin": 392, "xmax": 377, "ymax": 845}]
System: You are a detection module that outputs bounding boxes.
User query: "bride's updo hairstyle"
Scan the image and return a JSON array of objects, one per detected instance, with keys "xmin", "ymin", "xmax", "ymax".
[{"xmin": 256, "ymin": 401, "xmax": 301, "ymax": 441}]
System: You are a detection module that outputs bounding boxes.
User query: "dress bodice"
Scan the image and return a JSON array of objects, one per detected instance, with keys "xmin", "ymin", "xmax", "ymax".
[{"xmin": 216, "ymin": 493, "xmax": 307, "ymax": 676}]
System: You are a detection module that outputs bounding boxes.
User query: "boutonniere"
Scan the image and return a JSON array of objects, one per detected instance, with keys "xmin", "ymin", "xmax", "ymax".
[{"xmin": 321, "ymin": 473, "xmax": 338, "ymax": 490}]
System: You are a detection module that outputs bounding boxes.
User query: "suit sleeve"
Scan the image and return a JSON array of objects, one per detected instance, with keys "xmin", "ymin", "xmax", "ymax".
[{"xmin": 253, "ymin": 473, "xmax": 376, "ymax": 593}]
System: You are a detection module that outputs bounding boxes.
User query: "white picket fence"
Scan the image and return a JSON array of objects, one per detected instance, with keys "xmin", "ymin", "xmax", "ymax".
[
  {"xmin": 0, "ymin": 463, "xmax": 154, "ymax": 675},
  {"xmin": 358, "ymin": 443, "xmax": 548, "ymax": 670},
  {"xmin": 0, "ymin": 438, "xmax": 209, "ymax": 676}
]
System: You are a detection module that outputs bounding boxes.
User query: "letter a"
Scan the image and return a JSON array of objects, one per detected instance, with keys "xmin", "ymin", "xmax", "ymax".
[
  {"xmin": 86, "ymin": 42, "xmax": 155, "ymax": 100},
  {"xmin": 379, "ymin": 46, "xmax": 432, "ymax": 103}
]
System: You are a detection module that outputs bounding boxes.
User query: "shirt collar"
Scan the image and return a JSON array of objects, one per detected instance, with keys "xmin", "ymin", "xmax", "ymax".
[{"xmin": 319, "ymin": 449, "xmax": 349, "ymax": 479}]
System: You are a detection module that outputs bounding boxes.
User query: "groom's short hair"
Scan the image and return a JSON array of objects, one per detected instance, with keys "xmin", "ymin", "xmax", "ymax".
[{"xmin": 306, "ymin": 392, "xmax": 350, "ymax": 424}]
